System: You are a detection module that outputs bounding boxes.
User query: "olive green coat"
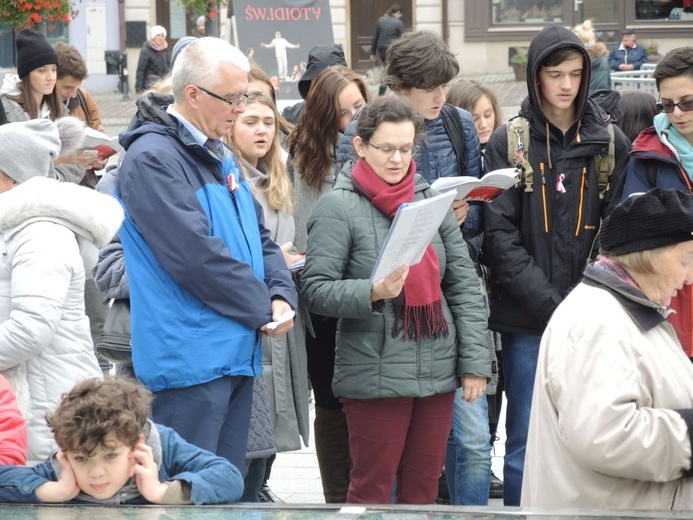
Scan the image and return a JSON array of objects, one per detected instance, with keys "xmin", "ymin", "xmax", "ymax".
[{"xmin": 301, "ymin": 161, "xmax": 490, "ymax": 400}]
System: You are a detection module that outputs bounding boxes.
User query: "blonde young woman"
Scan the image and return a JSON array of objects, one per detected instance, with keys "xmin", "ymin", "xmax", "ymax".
[
  {"xmin": 225, "ymin": 91, "xmax": 308, "ymax": 502},
  {"xmin": 285, "ymin": 64, "xmax": 369, "ymax": 503},
  {"xmin": 0, "ymin": 29, "xmax": 94, "ymax": 183}
]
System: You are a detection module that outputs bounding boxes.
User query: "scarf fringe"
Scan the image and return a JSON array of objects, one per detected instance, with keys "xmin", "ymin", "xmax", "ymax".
[{"xmin": 392, "ymin": 299, "xmax": 449, "ymax": 341}]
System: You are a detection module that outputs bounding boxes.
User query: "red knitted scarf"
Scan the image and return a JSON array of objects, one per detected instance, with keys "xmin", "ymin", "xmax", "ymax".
[{"xmin": 351, "ymin": 158, "xmax": 449, "ymax": 341}]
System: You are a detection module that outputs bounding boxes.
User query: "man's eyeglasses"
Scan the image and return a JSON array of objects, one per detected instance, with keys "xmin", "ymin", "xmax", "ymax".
[
  {"xmin": 196, "ymin": 85, "xmax": 249, "ymax": 108},
  {"xmin": 657, "ymin": 99, "xmax": 693, "ymax": 114},
  {"xmin": 363, "ymin": 140, "xmax": 417, "ymax": 157}
]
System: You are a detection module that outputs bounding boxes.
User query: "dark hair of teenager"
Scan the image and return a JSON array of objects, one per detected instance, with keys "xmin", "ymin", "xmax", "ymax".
[
  {"xmin": 384, "ymin": 30, "xmax": 459, "ymax": 92},
  {"xmin": 6, "ymin": 74, "xmax": 63, "ymax": 121},
  {"xmin": 446, "ymin": 80, "xmax": 503, "ymax": 132},
  {"xmin": 248, "ymin": 64, "xmax": 294, "ymax": 136},
  {"xmin": 618, "ymin": 91, "xmax": 658, "ymax": 143},
  {"xmin": 653, "ymin": 47, "xmax": 693, "ymax": 91},
  {"xmin": 53, "ymin": 41, "xmax": 88, "ymax": 80},
  {"xmin": 46, "ymin": 378, "xmax": 152, "ymax": 455},
  {"xmin": 538, "ymin": 47, "xmax": 584, "ymax": 70},
  {"xmin": 388, "ymin": 3, "xmax": 402, "ymax": 14},
  {"xmin": 286, "ymin": 65, "xmax": 369, "ymax": 188},
  {"xmin": 356, "ymin": 95, "xmax": 424, "ymax": 143}
]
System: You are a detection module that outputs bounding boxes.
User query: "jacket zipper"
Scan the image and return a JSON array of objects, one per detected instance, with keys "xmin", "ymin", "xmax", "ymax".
[
  {"xmin": 540, "ymin": 162, "xmax": 549, "ymax": 233},
  {"xmin": 575, "ymin": 166, "xmax": 587, "ymax": 236}
]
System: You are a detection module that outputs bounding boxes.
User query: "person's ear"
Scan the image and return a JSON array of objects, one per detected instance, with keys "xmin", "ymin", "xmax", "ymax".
[
  {"xmin": 353, "ymin": 136, "xmax": 366, "ymax": 158},
  {"xmin": 185, "ymin": 84, "xmax": 200, "ymax": 107}
]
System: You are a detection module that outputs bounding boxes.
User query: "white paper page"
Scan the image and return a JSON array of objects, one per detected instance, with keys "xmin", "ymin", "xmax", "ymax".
[
  {"xmin": 369, "ymin": 190, "xmax": 456, "ymax": 283},
  {"xmin": 82, "ymin": 127, "xmax": 123, "ymax": 152}
]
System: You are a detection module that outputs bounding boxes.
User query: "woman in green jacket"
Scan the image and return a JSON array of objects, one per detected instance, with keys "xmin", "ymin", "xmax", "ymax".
[{"xmin": 301, "ymin": 96, "xmax": 490, "ymax": 504}]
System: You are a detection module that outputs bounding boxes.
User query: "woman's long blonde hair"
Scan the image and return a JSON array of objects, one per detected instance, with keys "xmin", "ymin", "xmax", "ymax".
[{"xmin": 226, "ymin": 91, "xmax": 293, "ymax": 215}]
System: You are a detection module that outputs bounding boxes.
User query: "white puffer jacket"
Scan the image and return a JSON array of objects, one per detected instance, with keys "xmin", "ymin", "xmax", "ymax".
[{"xmin": 0, "ymin": 177, "xmax": 123, "ymax": 463}]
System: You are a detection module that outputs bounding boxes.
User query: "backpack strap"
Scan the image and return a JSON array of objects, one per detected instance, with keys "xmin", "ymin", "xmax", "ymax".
[
  {"xmin": 75, "ymin": 88, "xmax": 92, "ymax": 128},
  {"xmin": 507, "ymin": 116, "xmax": 533, "ymax": 192},
  {"xmin": 440, "ymin": 103, "xmax": 466, "ymax": 175},
  {"xmin": 594, "ymin": 122, "xmax": 615, "ymax": 199}
]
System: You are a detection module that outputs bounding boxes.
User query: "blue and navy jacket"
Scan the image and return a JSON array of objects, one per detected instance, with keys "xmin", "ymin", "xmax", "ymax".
[{"xmin": 116, "ymin": 118, "xmax": 297, "ymax": 392}]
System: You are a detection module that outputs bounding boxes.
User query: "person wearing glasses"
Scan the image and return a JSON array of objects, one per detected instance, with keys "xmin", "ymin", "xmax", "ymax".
[
  {"xmin": 621, "ymin": 47, "xmax": 693, "ymax": 360},
  {"xmin": 301, "ymin": 96, "xmax": 489, "ymax": 504},
  {"xmin": 114, "ymin": 37, "xmax": 298, "ymax": 479}
]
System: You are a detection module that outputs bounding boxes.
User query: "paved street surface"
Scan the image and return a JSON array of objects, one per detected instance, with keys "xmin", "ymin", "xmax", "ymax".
[{"xmin": 94, "ymin": 76, "xmax": 525, "ymax": 507}]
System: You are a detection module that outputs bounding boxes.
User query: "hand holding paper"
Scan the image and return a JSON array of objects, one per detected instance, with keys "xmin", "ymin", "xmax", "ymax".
[{"xmin": 371, "ymin": 265, "xmax": 409, "ymax": 302}]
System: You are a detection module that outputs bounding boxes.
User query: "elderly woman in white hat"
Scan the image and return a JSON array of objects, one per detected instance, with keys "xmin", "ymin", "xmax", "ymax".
[
  {"xmin": 523, "ymin": 188, "xmax": 693, "ymax": 510},
  {"xmin": 135, "ymin": 25, "xmax": 171, "ymax": 94},
  {"xmin": 0, "ymin": 118, "xmax": 123, "ymax": 464}
]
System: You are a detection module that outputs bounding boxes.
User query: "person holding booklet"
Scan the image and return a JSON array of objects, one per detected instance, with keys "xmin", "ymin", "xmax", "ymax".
[
  {"xmin": 301, "ymin": 96, "xmax": 490, "ymax": 504},
  {"xmin": 481, "ymin": 24, "xmax": 630, "ymax": 505}
]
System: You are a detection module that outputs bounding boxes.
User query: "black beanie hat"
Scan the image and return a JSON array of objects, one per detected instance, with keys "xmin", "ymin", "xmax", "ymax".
[
  {"xmin": 16, "ymin": 28, "xmax": 60, "ymax": 79},
  {"xmin": 600, "ymin": 188, "xmax": 693, "ymax": 255}
]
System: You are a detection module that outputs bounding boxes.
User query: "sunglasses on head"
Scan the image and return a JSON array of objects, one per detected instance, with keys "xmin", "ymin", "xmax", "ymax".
[{"xmin": 657, "ymin": 98, "xmax": 693, "ymax": 114}]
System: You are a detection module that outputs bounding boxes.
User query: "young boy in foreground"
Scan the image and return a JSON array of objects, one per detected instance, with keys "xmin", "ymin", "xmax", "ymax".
[{"xmin": 0, "ymin": 378, "xmax": 243, "ymax": 505}]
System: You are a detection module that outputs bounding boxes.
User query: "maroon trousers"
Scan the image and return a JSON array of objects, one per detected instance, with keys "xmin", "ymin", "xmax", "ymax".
[{"xmin": 341, "ymin": 391, "xmax": 455, "ymax": 504}]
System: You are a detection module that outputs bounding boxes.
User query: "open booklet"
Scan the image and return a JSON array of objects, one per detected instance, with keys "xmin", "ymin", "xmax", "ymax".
[
  {"xmin": 81, "ymin": 127, "xmax": 123, "ymax": 160},
  {"xmin": 370, "ymin": 190, "xmax": 456, "ymax": 283},
  {"xmin": 430, "ymin": 168, "xmax": 520, "ymax": 202}
]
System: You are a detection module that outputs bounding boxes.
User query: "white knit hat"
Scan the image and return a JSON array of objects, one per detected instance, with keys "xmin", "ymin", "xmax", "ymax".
[{"xmin": 0, "ymin": 118, "xmax": 85, "ymax": 184}]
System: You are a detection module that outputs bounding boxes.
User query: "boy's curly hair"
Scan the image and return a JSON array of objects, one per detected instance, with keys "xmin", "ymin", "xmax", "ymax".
[{"xmin": 46, "ymin": 378, "xmax": 152, "ymax": 455}]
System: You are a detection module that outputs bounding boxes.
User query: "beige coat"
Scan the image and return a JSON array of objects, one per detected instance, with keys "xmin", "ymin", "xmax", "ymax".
[{"xmin": 522, "ymin": 264, "xmax": 693, "ymax": 510}]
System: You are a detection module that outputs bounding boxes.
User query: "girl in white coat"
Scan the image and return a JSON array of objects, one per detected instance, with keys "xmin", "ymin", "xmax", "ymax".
[{"xmin": 0, "ymin": 118, "xmax": 123, "ymax": 464}]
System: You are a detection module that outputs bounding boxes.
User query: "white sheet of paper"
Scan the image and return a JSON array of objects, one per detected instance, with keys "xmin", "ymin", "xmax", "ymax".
[{"xmin": 369, "ymin": 190, "xmax": 456, "ymax": 283}]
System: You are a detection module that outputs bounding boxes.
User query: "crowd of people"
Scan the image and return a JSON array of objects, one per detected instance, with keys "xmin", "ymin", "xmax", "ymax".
[{"xmin": 0, "ymin": 12, "xmax": 693, "ymax": 512}]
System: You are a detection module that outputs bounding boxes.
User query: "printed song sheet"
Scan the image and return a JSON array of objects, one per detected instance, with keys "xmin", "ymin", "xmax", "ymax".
[{"xmin": 370, "ymin": 190, "xmax": 456, "ymax": 283}]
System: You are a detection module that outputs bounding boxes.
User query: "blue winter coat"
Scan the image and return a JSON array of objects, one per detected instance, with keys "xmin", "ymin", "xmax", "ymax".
[
  {"xmin": 116, "ymin": 118, "xmax": 298, "ymax": 392},
  {"xmin": 0, "ymin": 422, "xmax": 243, "ymax": 504}
]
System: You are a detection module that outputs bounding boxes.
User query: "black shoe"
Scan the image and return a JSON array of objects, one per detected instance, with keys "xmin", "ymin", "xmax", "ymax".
[
  {"xmin": 489, "ymin": 472, "xmax": 503, "ymax": 499},
  {"xmin": 435, "ymin": 469, "xmax": 450, "ymax": 504},
  {"xmin": 258, "ymin": 484, "xmax": 284, "ymax": 503}
]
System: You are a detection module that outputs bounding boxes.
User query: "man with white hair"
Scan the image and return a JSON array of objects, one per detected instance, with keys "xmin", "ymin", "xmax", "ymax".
[
  {"xmin": 116, "ymin": 37, "xmax": 298, "ymax": 473},
  {"xmin": 135, "ymin": 25, "xmax": 171, "ymax": 94}
]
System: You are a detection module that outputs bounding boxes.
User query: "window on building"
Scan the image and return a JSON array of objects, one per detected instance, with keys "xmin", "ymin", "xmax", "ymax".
[
  {"xmin": 583, "ymin": 0, "xmax": 620, "ymax": 23},
  {"xmin": 493, "ymin": 0, "xmax": 564, "ymax": 24},
  {"xmin": 635, "ymin": 0, "xmax": 692, "ymax": 20},
  {"xmin": 45, "ymin": 22, "xmax": 70, "ymax": 44}
]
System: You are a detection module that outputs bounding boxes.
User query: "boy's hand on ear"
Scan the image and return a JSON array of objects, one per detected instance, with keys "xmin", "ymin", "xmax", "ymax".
[
  {"xmin": 36, "ymin": 450, "xmax": 80, "ymax": 502},
  {"xmin": 132, "ymin": 442, "xmax": 169, "ymax": 504}
]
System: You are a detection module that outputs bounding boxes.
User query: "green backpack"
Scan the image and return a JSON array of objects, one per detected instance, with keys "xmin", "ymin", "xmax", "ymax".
[{"xmin": 505, "ymin": 116, "xmax": 615, "ymax": 199}]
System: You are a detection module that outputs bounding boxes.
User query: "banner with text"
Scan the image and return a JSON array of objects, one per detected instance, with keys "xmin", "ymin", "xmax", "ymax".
[{"xmin": 233, "ymin": 0, "xmax": 334, "ymax": 100}]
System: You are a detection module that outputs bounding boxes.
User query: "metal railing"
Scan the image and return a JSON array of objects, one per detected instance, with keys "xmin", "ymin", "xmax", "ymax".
[{"xmin": 610, "ymin": 64, "xmax": 657, "ymax": 96}]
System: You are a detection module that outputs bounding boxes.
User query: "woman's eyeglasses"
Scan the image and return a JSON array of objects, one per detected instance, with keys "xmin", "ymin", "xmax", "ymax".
[
  {"xmin": 363, "ymin": 140, "xmax": 418, "ymax": 157},
  {"xmin": 196, "ymin": 85, "xmax": 249, "ymax": 108},
  {"xmin": 657, "ymin": 99, "xmax": 693, "ymax": 114}
]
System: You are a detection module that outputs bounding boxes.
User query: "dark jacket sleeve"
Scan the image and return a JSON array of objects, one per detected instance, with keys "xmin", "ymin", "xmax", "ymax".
[
  {"xmin": 608, "ymin": 47, "xmax": 621, "ymax": 70},
  {"xmin": 158, "ymin": 424, "xmax": 244, "ymax": 505},
  {"xmin": 370, "ymin": 19, "xmax": 381, "ymax": 55},
  {"xmin": 93, "ymin": 238, "xmax": 129, "ymax": 300},
  {"xmin": 631, "ymin": 46, "xmax": 648, "ymax": 70},
  {"xmin": 117, "ymin": 145, "xmax": 283, "ymax": 329},
  {"xmin": 482, "ymin": 125, "xmax": 563, "ymax": 325},
  {"xmin": 459, "ymin": 108, "xmax": 483, "ymax": 239},
  {"xmin": 135, "ymin": 47, "xmax": 151, "ymax": 93}
]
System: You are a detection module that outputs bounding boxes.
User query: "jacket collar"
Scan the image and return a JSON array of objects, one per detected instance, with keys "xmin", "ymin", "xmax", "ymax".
[{"xmin": 582, "ymin": 263, "xmax": 667, "ymax": 332}]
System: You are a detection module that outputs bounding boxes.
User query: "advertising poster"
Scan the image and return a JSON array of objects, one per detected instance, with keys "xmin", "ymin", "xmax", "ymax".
[{"xmin": 233, "ymin": 0, "xmax": 334, "ymax": 100}]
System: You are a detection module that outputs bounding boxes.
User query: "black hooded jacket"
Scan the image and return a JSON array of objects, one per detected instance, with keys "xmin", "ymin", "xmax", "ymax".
[
  {"xmin": 482, "ymin": 24, "xmax": 631, "ymax": 335},
  {"xmin": 281, "ymin": 43, "xmax": 346, "ymax": 124}
]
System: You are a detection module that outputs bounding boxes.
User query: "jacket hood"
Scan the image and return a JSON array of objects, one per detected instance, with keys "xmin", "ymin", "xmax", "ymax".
[
  {"xmin": 0, "ymin": 73, "xmax": 20, "ymax": 97},
  {"xmin": 526, "ymin": 24, "xmax": 591, "ymax": 125},
  {"xmin": 130, "ymin": 91, "xmax": 175, "ymax": 131},
  {"xmin": 119, "ymin": 116, "xmax": 179, "ymax": 151},
  {"xmin": 0, "ymin": 177, "xmax": 123, "ymax": 247},
  {"xmin": 632, "ymin": 125, "xmax": 681, "ymax": 163},
  {"xmin": 298, "ymin": 44, "xmax": 346, "ymax": 100}
]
